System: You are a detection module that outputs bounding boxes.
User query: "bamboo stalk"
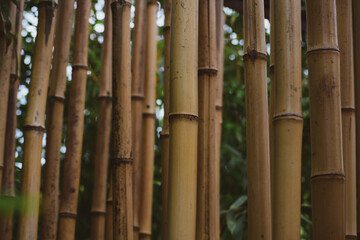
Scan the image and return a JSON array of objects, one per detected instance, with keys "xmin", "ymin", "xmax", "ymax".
[
  {"xmin": 306, "ymin": 0, "xmax": 345, "ymax": 239},
  {"xmin": 243, "ymin": 0, "xmax": 272, "ymax": 239},
  {"xmin": 196, "ymin": 0, "xmax": 217, "ymax": 239},
  {"xmin": 57, "ymin": 1, "xmax": 91, "ymax": 239},
  {"xmin": 131, "ymin": 0, "xmax": 147, "ymax": 237},
  {"xmin": 17, "ymin": 1, "xmax": 58, "ymax": 239},
  {"xmin": 336, "ymin": 1, "xmax": 357, "ymax": 239},
  {"xmin": 353, "ymin": 0, "xmax": 360, "ymax": 237},
  {"xmin": 90, "ymin": 0, "xmax": 112, "ymax": 239},
  {"xmin": 272, "ymin": 0, "xmax": 303, "ymax": 239},
  {"xmin": 139, "ymin": 4, "xmax": 157, "ymax": 239},
  {"xmin": 105, "ymin": 178, "xmax": 113, "ymax": 240},
  {"xmin": 167, "ymin": 0, "xmax": 198, "ymax": 239},
  {"xmin": 40, "ymin": 0, "xmax": 75, "ymax": 239},
  {"xmin": 160, "ymin": 0, "xmax": 171, "ymax": 238},
  {"xmin": 111, "ymin": 1, "xmax": 133, "ymax": 239}
]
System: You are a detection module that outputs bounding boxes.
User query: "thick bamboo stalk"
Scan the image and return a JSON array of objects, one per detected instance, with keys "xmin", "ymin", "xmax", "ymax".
[
  {"xmin": 105, "ymin": 178, "xmax": 113, "ymax": 240},
  {"xmin": 243, "ymin": 0, "xmax": 272, "ymax": 239},
  {"xmin": 353, "ymin": 0, "xmax": 360, "ymax": 237},
  {"xmin": 272, "ymin": 0, "xmax": 303, "ymax": 239},
  {"xmin": 306, "ymin": 0, "xmax": 345, "ymax": 239},
  {"xmin": 160, "ymin": 0, "xmax": 171, "ymax": 238},
  {"xmin": 167, "ymin": 0, "xmax": 198, "ymax": 239},
  {"xmin": 90, "ymin": 0, "xmax": 112, "ymax": 239},
  {"xmin": 139, "ymin": 4, "xmax": 157, "ymax": 239},
  {"xmin": 111, "ymin": 1, "xmax": 133, "ymax": 239},
  {"xmin": 0, "ymin": 1, "xmax": 24, "ymax": 239},
  {"xmin": 336, "ymin": 1, "xmax": 357, "ymax": 239},
  {"xmin": 17, "ymin": 1, "xmax": 58, "ymax": 239},
  {"xmin": 131, "ymin": 0, "xmax": 147, "ymax": 237},
  {"xmin": 57, "ymin": 1, "xmax": 91, "ymax": 239},
  {"xmin": 196, "ymin": 0, "xmax": 217, "ymax": 239},
  {"xmin": 40, "ymin": 0, "xmax": 75, "ymax": 239}
]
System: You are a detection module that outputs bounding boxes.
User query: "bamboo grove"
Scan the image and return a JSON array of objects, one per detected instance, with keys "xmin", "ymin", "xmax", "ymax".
[{"xmin": 1, "ymin": 0, "xmax": 360, "ymax": 239}]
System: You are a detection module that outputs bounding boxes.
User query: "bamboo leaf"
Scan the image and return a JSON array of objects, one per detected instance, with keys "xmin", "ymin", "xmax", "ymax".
[{"xmin": 229, "ymin": 195, "xmax": 247, "ymax": 210}]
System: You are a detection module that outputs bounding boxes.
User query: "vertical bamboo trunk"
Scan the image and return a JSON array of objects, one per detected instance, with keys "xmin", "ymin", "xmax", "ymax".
[
  {"xmin": 272, "ymin": 0, "xmax": 303, "ymax": 239},
  {"xmin": 17, "ymin": 1, "xmax": 57, "ymax": 239},
  {"xmin": 40, "ymin": 0, "xmax": 75, "ymax": 239},
  {"xmin": 105, "ymin": 178, "xmax": 113, "ymax": 240},
  {"xmin": 111, "ymin": 1, "xmax": 133, "ymax": 239},
  {"xmin": 139, "ymin": 4, "xmax": 157, "ymax": 239},
  {"xmin": 0, "ymin": 1, "xmax": 24, "ymax": 238},
  {"xmin": 196, "ymin": 0, "xmax": 217, "ymax": 239},
  {"xmin": 131, "ymin": 0, "xmax": 147, "ymax": 237},
  {"xmin": 336, "ymin": 1, "xmax": 357, "ymax": 239},
  {"xmin": 306, "ymin": 0, "xmax": 345, "ymax": 239},
  {"xmin": 90, "ymin": 0, "xmax": 112, "ymax": 239},
  {"xmin": 353, "ymin": 0, "xmax": 360, "ymax": 237},
  {"xmin": 243, "ymin": 0, "xmax": 272, "ymax": 239},
  {"xmin": 57, "ymin": 1, "xmax": 91, "ymax": 239},
  {"xmin": 160, "ymin": 0, "xmax": 171, "ymax": 238},
  {"xmin": 167, "ymin": 0, "xmax": 198, "ymax": 239}
]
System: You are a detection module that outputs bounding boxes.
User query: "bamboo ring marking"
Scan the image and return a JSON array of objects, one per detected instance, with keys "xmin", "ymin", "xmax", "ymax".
[
  {"xmin": 143, "ymin": 112, "xmax": 156, "ymax": 118},
  {"xmin": 307, "ymin": 47, "xmax": 340, "ymax": 55},
  {"xmin": 23, "ymin": 125, "xmax": 46, "ymax": 132},
  {"xmin": 168, "ymin": 113, "xmax": 199, "ymax": 122},
  {"xmin": 72, "ymin": 64, "xmax": 88, "ymax": 70},
  {"xmin": 59, "ymin": 212, "xmax": 77, "ymax": 219},
  {"xmin": 49, "ymin": 95, "xmax": 66, "ymax": 103},
  {"xmin": 111, "ymin": 157, "xmax": 133, "ymax": 165},
  {"xmin": 198, "ymin": 67, "xmax": 218, "ymax": 75},
  {"xmin": 243, "ymin": 49, "xmax": 267, "ymax": 62},
  {"xmin": 310, "ymin": 172, "xmax": 345, "ymax": 180}
]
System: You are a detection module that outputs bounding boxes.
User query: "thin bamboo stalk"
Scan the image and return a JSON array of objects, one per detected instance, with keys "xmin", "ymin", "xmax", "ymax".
[
  {"xmin": 17, "ymin": 1, "xmax": 58, "ymax": 239},
  {"xmin": 272, "ymin": 0, "xmax": 303, "ymax": 239},
  {"xmin": 111, "ymin": 1, "xmax": 133, "ymax": 239},
  {"xmin": 336, "ymin": 1, "xmax": 357, "ymax": 239},
  {"xmin": 139, "ymin": 4, "xmax": 157, "ymax": 239},
  {"xmin": 131, "ymin": 0, "xmax": 147, "ymax": 237},
  {"xmin": 167, "ymin": 0, "xmax": 198, "ymax": 239},
  {"xmin": 90, "ymin": 0, "xmax": 112, "ymax": 239},
  {"xmin": 243, "ymin": 0, "xmax": 272, "ymax": 239},
  {"xmin": 105, "ymin": 178, "xmax": 113, "ymax": 240},
  {"xmin": 0, "ymin": 2, "xmax": 24, "ymax": 238},
  {"xmin": 196, "ymin": 0, "xmax": 217, "ymax": 239},
  {"xmin": 40, "ymin": 0, "xmax": 75, "ymax": 239},
  {"xmin": 306, "ymin": 0, "xmax": 345, "ymax": 239},
  {"xmin": 57, "ymin": 1, "xmax": 91, "ymax": 239},
  {"xmin": 160, "ymin": 0, "xmax": 171, "ymax": 238},
  {"xmin": 353, "ymin": 0, "xmax": 360, "ymax": 237}
]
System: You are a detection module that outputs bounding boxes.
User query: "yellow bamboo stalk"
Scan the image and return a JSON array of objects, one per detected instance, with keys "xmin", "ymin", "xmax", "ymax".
[
  {"xmin": 167, "ymin": 0, "xmax": 198, "ymax": 239},
  {"xmin": 306, "ymin": 0, "xmax": 345, "ymax": 239},
  {"xmin": 17, "ymin": 1, "xmax": 57, "ymax": 239},
  {"xmin": 353, "ymin": 0, "xmax": 360, "ymax": 237},
  {"xmin": 272, "ymin": 0, "xmax": 303, "ymax": 239},
  {"xmin": 40, "ymin": 0, "xmax": 75, "ymax": 239},
  {"xmin": 139, "ymin": 4, "xmax": 158, "ymax": 239},
  {"xmin": 160, "ymin": 0, "xmax": 171, "ymax": 238},
  {"xmin": 336, "ymin": 1, "xmax": 357, "ymax": 239},
  {"xmin": 105, "ymin": 178, "xmax": 113, "ymax": 240},
  {"xmin": 196, "ymin": 0, "xmax": 217, "ymax": 239},
  {"xmin": 111, "ymin": 1, "xmax": 133, "ymax": 239},
  {"xmin": 243, "ymin": 0, "xmax": 272, "ymax": 239},
  {"xmin": 131, "ymin": 0, "xmax": 147, "ymax": 237},
  {"xmin": 90, "ymin": 0, "xmax": 112, "ymax": 239},
  {"xmin": 57, "ymin": 1, "xmax": 91, "ymax": 239}
]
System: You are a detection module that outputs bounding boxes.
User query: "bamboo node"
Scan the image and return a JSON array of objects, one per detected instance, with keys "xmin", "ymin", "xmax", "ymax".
[
  {"xmin": 164, "ymin": 26, "xmax": 171, "ymax": 31},
  {"xmin": 111, "ymin": 157, "xmax": 133, "ymax": 165},
  {"xmin": 269, "ymin": 64, "xmax": 274, "ymax": 73},
  {"xmin": 168, "ymin": 113, "xmax": 199, "ymax": 122},
  {"xmin": 143, "ymin": 112, "xmax": 156, "ymax": 118},
  {"xmin": 58, "ymin": 212, "xmax": 77, "ymax": 219},
  {"xmin": 23, "ymin": 125, "xmax": 46, "ymax": 132},
  {"xmin": 198, "ymin": 67, "xmax": 218, "ymax": 75},
  {"xmin": 106, "ymin": 199, "xmax": 113, "ymax": 205},
  {"xmin": 113, "ymin": 0, "xmax": 131, "ymax": 7},
  {"xmin": 311, "ymin": 172, "xmax": 345, "ymax": 180},
  {"xmin": 38, "ymin": 0, "xmax": 59, "ymax": 8},
  {"xmin": 131, "ymin": 94, "xmax": 144, "ymax": 101},
  {"xmin": 215, "ymin": 105, "xmax": 223, "ymax": 110},
  {"xmin": 10, "ymin": 73, "xmax": 19, "ymax": 83},
  {"xmin": 273, "ymin": 112, "xmax": 303, "ymax": 121},
  {"xmin": 98, "ymin": 95, "xmax": 113, "ymax": 102},
  {"xmin": 139, "ymin": 232, "xmax": 152, "ymax": 238},
  {"xmin": 90, "ymin": 210, "xmax": 106, "ymax": 216},
  {"xmin": 72, "ymin": 64, "xmax": 88, "ymax": 70},
  {"xmin": 243, "ymin": 48, "xmax": 267, "ymax": 62},
  {"xmin": 160, "ymin": 131, "xmax": 169, "ymax": 138},
  {"xmin": 307, "ymin": 47, "xmax": 340, "ymax": 55},
  {"xmin": 341, "ymin": 107, "xmax": 355, "ymax": 112},
  {"xmin": 48, "ymin": 95, "xmax": 65, "ymax": 103}
]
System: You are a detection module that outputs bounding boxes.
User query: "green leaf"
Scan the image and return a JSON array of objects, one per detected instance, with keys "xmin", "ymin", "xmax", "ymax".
[{"xmin": 229, "ymin": 195, "xmax": 247, "ymax": 211}]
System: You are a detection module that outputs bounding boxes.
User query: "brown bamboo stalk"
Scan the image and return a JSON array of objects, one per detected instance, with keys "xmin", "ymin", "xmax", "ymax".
[
  {"xmin": 17, "ymin": 1, "xmax": 58, "ymax": 239},
  {"xmin": 111, "ymin": 1, "xmax": 133, "ymax": 239},
  {"xmin": 353, "ymin": 0, "xmax": 360, "ymax": 237},
  {"xmin": 90, "ymin": 0, "xmax": 112, "ymax": 239},
  {"xmin": 272, "ymin": 0, "xmax": 303, "ymax": 239},
  {"xmin": 57, "ymin": 1, "xmax": 91, "ymax": 239},
  {"xmin": 306, "ymin": 0, "xmax": 345, "ymax": 239},
  {"xmin": 131, "ymin": 0, "xmax": 147, "ymax": 237},
  {"xmin": 196, "ymin": 0, "xmax": 217, "ymax": 239},
  {"xmin": 336, "ymin": 1, "xmax": 357, "ymax": 239},
  {"xmin": 39, "ymin": 0, "xmax": 75, "ymax": 239},
  {"xmin": 139, "ymin": 4, "xmax": 157, "ymax": 239},
  {"xmin": 160, "ymin": 0, "xmax": 171, "ymax": 238},
  {"xmin": 243, "ymin": 0, "xmax": 272, "ymax": 238},
  {"xmin": 167, "ymin": 0, "xmax": 198, "ymax": 239},
  {"xmin": 105, "ymin": 178, "xmax": 113, "ymax": 240}
]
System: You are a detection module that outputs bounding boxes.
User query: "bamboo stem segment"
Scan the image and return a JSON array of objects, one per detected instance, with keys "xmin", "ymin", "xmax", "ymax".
[
  {"xmin": 57, "ymin": 1, "xmax": 91, "ymax": 239},
  {"xmin": 90, "ymin": 0, "xmax": 112, "ymax": 239},
  {"xmin": 167, "ymin": 0, "xmax": 198, "ymax": 239},
  {"xmin": 111, "ymin": 1, "xmax": 133, "ymax": 239},
  {"xmin": 105, "ymin": 178, "xmax": 113, "ymax": 240},
  {"xmin": 306, "ymin": 1, "xmax": 345, "ymax": 239},
  {"xmin": 243, "ymin": 0, "xmax": 272, "ymax": 239}
]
